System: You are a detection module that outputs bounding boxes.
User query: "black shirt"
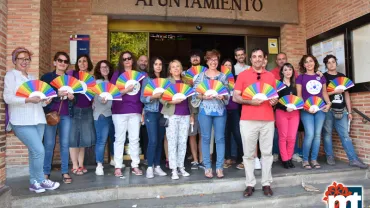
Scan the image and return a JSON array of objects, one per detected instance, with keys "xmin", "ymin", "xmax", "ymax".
[
  {"xmin": 323, "ymin": 72, "xmax": 346, "ymax": 109},
  {"xmin": 276, "ymin": 80, "xmax": 297, "ymax": 111}
]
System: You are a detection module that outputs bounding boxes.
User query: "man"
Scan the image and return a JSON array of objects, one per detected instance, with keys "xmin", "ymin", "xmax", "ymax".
[
  {"xmin": 234, "ymin": 47, "xmax": 250, "ymax": 76},
  {"xmin": 137, "ymin": 55, "xmax": 148, "ymax": 72},
  {"xmin": 233, "ymin": 48, "xmax": 278, "ymax": 197},
  {"xmin": 270, "ymin": 52, "xmax": 287, "ymax": 79}
]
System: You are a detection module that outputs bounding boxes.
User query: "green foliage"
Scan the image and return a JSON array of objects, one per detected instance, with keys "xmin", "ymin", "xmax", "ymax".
[{"xmin": 109, "ymin": 32, "xmax": 148, "ymax": 67}]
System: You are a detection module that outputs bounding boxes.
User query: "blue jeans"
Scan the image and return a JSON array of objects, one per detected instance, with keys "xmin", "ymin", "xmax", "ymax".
[
  {"xmin": 273, "ymin": 128, "xmax": 279, "ymax": 154},
  {"xmin": 94, "ymin": 115, "xmax": 114, "ymax": 163},
  {"xmin": 11, "ymin": 123, "xmax": 45, "ymax": 184},
  {"xmin": 322, "ymin": 111, "xmax": 358, "ymax": 161},
  {"xmin": 145, "ymin": 112, "xmax": 165, "ymax": 167},
  {"xmin": 198, "ymin": 113, "xmax": 227, "ymax": 170},
  {"xmin": 43, "ymin": 115, "xmax": 71, "ymax": 174},
  {"xmin": 225, "ymin": 110, "xmax": 243, "ymax": 160},
  {"xmin": 300, "ymin": 111, "xmax": 326, "ymax": 161}
]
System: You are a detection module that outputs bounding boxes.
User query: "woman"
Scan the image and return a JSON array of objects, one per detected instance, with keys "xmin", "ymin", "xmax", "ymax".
[
  {"xmin": 68, "ymin": 54, "xmax": 96, "ymax": 175},
  {"xmin": 110, "ymin": 51, "xmax": 143, "ymax": 177},
  {"xmin": 275, "ymin": 63, "xmax": 300, "ymax": 169},
  {"xmin": 4, "ymin": 47, "xmax": 59, "ymax": 193},
  {"xmin": 140, "ymin": 57, "xmax": 168, "ymax": 178},
  {"xmin": 296, "ymin": 55, "xmax": 331, "ymax": 170},
  {"xmin": 322, "ymin": 55, "xmax": 367, "ymax": 169},
  {"xmin": 93, "ymin": 60, "xmax": 116, "ymax": 175},
  {"xmin": 221, "ymin": 59, "xmax": 243, "ymax": 170},
  {"xmin": 41, "ymin": 52, "xmax": 74, "ymax": 183},
  {"xmin": 193, "ymin": 50, "xmax": 229, "ymax": 178},
  {"xmin": 161, "ymin": 60, "xmax": 194, "ymax": 180}
]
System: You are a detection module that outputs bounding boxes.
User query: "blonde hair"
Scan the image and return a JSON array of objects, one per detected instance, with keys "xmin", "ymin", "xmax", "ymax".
[
  {"xmin": 12, "ymin": 47, "xmax": 33, "ymax": 64},
  {"xmin": 167, "ymin": 59, "xmax": 183, "ymax": 78}
]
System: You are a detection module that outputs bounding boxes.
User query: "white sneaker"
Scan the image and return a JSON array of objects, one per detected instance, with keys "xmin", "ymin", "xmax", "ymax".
[
  {"xmin": 95, "ymin": 165, "xmax": 104, "ymax": 176},
  {"xmin": 154, "ymin": 166, "xmax": 167, "ymax": 176},
  {"xmin": 292, "ymin": 153, "xmax": 303, "ymax": 162},
  {"xmin": 171, "ymin": 170, "xmax": 179, "ymax": 180},
  {"xmin": 110, "ymin": 159, "xmax": 126, "ymax": 168},
  {"xmin": 178, "ymin": 167, "xmax": 190, "ymax": 177},
  {"xmin": 254, "ymin": 157, "xmax": 262, "ymax": 170},
  {"xmin": 146, "ymin": 167, "xmax": 154, "ymax": 179},
  {"xmin": 273, "ymin": 154, "xmax": 279, "ymax": 162}
]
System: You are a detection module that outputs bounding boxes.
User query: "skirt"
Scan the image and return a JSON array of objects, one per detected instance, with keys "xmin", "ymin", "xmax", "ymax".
[{"xmin": 69, "ymin": 107, "xmax": 96, "ymax": 147}]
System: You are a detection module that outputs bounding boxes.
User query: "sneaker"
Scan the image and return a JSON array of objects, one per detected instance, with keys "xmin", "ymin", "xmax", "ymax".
[
  {"xmin": 198, "ymin": 162, "xmax": 206, "ymax": 170},
  {"xmin": 178, "ymin": 167, "xmax": 190, "ymax": 177},
  {"xmin": 132, "ymin": 167, "xmax": 143, "ymax": 176},
  {"xmin": 326, "ymin": 156, "xmax": 336, "ymax": 166},
  {"xmin": 254, "ymin": 158, "xmax": 261, "ymax": 170},
  {"xmin": 29, "ymin": 181, "xmax": 45, "ymax": 193},
  {"xmin": 273, "ymin": 154, "xmax": 279, "ymax": 162},
  {"xmin": 349, "ymin": 159, "xmax": 369, "ymax": 169},
  {"xmin": 236, "ymin": 162, "xmax": 244, "ymax": 170},
  {"xmin": 146, "ymin": 167, "xmax": 154, "ymax": 179},
  {"xmin": 171, "ymin": 170, "xmax": 179, "ymax": 180},
  {"xmin": 95, "ymin": 165, "xmax": 104, "ymax": 176},
  {"xmin": 191, "ymin": 161, "xmax": 199, "ymax": 170},
  {"xmin": 41, "ymin": 179, "xmax": 60, "ymax": 190},
  {"xmin": 292, "ymin": 153, "xmax": 303, "ymax": 163},
  {"xmin": 154, "ymin": 166, "xmax": 167, "ymax": 176}
]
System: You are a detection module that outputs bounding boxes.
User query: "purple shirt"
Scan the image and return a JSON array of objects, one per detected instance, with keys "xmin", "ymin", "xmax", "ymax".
[
  {"xmin": 226, "ymin": 96, "xmax": 239, "ymax": 110},
  {"xmin": 174, "ymin": 80, "xmax": 190, "ymax": 116},
  {"xmin": 50, "ymin": 99, "xmax": 69, "ymax": 116},
  {"xmin": 68, "ymin": 70, "xmax": 92, "ymax": 108},
  {"xmin": 296, "ymin": 74, "xmax": 327, "ymax": 101},
  {"xmin": 110, "ymin": 70, "xmax": 143, "ymax": 114}
]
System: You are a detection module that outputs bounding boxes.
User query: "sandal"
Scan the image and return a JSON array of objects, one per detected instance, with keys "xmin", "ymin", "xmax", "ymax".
[
  {"xmin": 216, "ymin": 169, "xmax": 224, "ymax": 178},
  {"xmin": 302, "ymin": 162, "xmax": 312, "ymax": 170},
  {"xmin": 71, "ymin": 168, "xmax": 83, "ymax": 175},
  {"xmin": 114, "ymin": 168, "xmax": 123, "ymax": 177},
  {"xmin": 204, "ymin": 169, "xmax": 213, "ymax": 179},
  {"xmin": 62, "ymin": 174, "xmax": 72, "ymax": 184},
  {"xmin": 310, "ymin": 160, "xmax": 321, "ymax": 169},
  {"xmin": 223, "ymin": 160, "xmax": 232, "ymax": 168},
  {"xmin": 80, "ymin": 166, "xmax": 88, "ymax": 173}
]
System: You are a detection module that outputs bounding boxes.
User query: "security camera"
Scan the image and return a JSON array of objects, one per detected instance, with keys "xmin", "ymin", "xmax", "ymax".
[{"xmin": 196, "ymin": 25, "xmax": 203, "ymax": 31}]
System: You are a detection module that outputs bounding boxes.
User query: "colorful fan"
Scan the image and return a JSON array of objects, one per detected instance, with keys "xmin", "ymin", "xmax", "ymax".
[
  {"xmin": 16, "ymin": 80, "xmax": 57, "ymax": 99},
  {"xmin": 78, "ymin": 71, "xmax": 96, "ymax": 93},
  {"xmin": 278, "ymin": 95, "xmax": 304, "ymax": 110},
  {"xmin": 184, "ymin": 66, "xmax": 207, "ymax": 84},
  {"xmin": 221, "ymin": 66, "xmax": 235, "ymax": 91},
  {"xmin": 93, "ymin": 82, "xmax": 122, "ymax": 101},
  {"xmin": 143, "ymin": 78, "xmax": 171, "ymax": 97},
  {"xmin": 50, "ymin": 75, "xmax": 83, "ymax": 93},
  {"xmin": 327, "ymin": 77, "xmax": 354, "ymax": 92},
  {"xmin": 84, "ymin": 89, "xmax": 96, "ymax": 101},
  {"xmin": 303, "ymin": 96, "xmax": 326, "ymax": 112},
  {"xmin": 276, "ymin": 80, "xmax": 286, "ymax": 92},
  {"xmin": 162, "ymin": 83, "xmax": 195, "ymax": 101},
  {"xmin": 195, "ymin": 79, "xmax": 229, "ymax": 97},
  {"xmin": 116, "ymin": 70, "xmax": 145, "ymax": 95},
  {"xmin": 242, "ymin": 82, "xmax": 278, "ymax": 100}
]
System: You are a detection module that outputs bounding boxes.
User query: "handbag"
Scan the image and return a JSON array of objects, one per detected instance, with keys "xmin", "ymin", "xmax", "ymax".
[
  {"xmin": 159, "ymin": 116, "xmax": 169, "ymax": 127},
  {"xmin": 331, "ymin": 108, "xmax": 344, "ymax": 120},
  {"xmin": 46, "ymin": 99, "xmax": 63, "ymax": 126}
]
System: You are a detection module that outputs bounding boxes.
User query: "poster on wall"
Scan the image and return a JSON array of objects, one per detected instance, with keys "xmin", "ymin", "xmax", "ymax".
[
  {"xmin": 70, "ymin": 35, "xmax": 90, "ymax": 65},
  {"xmin": 268, "ymin": 38, "xmax": 278, "ymax": 54},
  {"xmin": 310, "ymin": 34, "xmax": 345, "ymax": 75},
  {"xmin": 352, "ymin": 22, "xmax": 370, "ymax": 84}
]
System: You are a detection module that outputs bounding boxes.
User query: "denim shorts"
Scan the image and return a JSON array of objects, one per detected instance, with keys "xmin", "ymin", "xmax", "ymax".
[
  {"xmin": 188, "ymin": 114, "xmax": 201, "ymax": 136},
  {"xmin": 69, "ymin": 107, "xmax": 96, "ymax": 147}
]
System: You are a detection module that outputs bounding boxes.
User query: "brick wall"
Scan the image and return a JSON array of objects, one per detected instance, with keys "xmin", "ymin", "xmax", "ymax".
[
  {"xmin": 0, "ymin": 0, "xmax": 7, "ymax": 188},
  {"xmin": 39, "ymin": 0, "xmax": 52, "ymax": 76}
]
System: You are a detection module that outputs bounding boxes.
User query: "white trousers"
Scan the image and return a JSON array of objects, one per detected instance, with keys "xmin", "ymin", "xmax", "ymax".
[{"xmin": 112, "ymin": 113, "xmax": 141, "ymax": 168}]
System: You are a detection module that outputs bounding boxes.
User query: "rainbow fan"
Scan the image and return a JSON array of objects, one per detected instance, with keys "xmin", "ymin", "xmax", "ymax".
[
  {"xmin": 303, "ymin": 96, "xmax": 326, "ymax": 112},
  {"xmin": 196, "ymin": 79, "xmax": 229, "ymax": 97},
  {"xmin": 242, "ymin": 82, "xmax": 278, "ymax": 100},
  {"xmin": 16, "ymin": 80, "xmax": 57, "ymax": 99},
  {"xmin": 50, "ymin": 75, "xmax": 83, "ymax": 93},
  {"xmin": 276, "ymin": 80, "xmax": 286, "ymax": 92},
  {"xmin": 143, "ymin": 78, "xmax": 171, "ymax": 97},
  {"xmin": 221, "ymin": 66, "xmax": 235, "ymax": 91},
  {"xmin": 327, "ymin": 77, "xmax": 354, "ymax": 92},
  {"xmin": 162, "ymin": 83, "xmax": 195, "ymax": 101},
  {"xmin": 278, "ymin": 95, "xmax": 304, "ymax": 110},
  {"xmin": 84, "ymin": 89, "xmax": 96, "ymax": 101},
  {"xmin": 93, "ymin": 82, "xmax": 122, "ymax": 101},
  {"xmin": 78, "ymin": 71, "xmax": 96, "ymax": 93},
  {"xmin": 116, "ymin": 70, "xmax": 145, "ymax": 95},
  {"xmin": 184, "ymin": 66, "xmax": 207, "ymax": 84}
]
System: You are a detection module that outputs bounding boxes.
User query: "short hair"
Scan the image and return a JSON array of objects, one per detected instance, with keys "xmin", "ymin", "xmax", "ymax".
[
  {"xmin": 323, "ymin": 54, "xmax": 338, "ymax": 67},
  {"xmin": 189, "ymin": 49, "xmax": 202, "ymax": 58},
  {"xmin": 204, "ymin": 49, "xmax": 221, "ymax": 61},
  {"xmin": 53, "ymin": 52, "xmax": 70, "ymax": 63},
  {"xmin": 249, "ymin": 48, "xmax": 266, "ymax": 58},
  {"xmin": 234, "ymin": 47, "xmax": 245, "ymax": 55},
  {"xmin": 117, "ymin": 51, "xmax": 137, "ymax": 73},
  {"xmin": 94, "ymin": 60, "xmax": 114, "ymax": 81},
  {"xmin": 75, "ymin": 54, "xmax": 93, "ymax": 72},
  {"xmin": 12, "ymin": 47, "xmax": 33, "ymax": 64},
  {"xmin": 298, "ymin": 55, "xmax": 320, "ymax": 74},
  {"xmin": 277, "ymin": 52, "xmax": 287, "ymax": 58}
]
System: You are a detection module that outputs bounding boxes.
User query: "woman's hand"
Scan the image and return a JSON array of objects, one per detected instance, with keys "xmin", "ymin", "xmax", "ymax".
[
  {"xmin": 333, "ymin": 89, "xmax": 344, "ymax": 94},
  {"xmin": 67, "ymin": 93, "xmax": 74, "ymax": 100},
  {"xmin": 26, "ymin": 96, "xmax": 42, "ymax": 104},
  {"xmin": 286, "ymin": 107, "xmax": 294, "ymax": 112},
  {"xmin": 203, "ymin": 95, "xmax": 213, "ymax": 100},
  {"xmin": 151, "ymin": 93, "xmax": 163, "ymax": 100},
  {"xmin": 101, "ymin": 97, "xmax": 108, "ymax": 104},
  {"xmin": 348, "ymin": 113, "xmax": 353, "ymax": 121},
  {"xmin": 169, "ymin": 98, "xmax": 184, "ymax": 105},
  {"xmin": 58, "ymin": 90, "xmax": 68, "ymax": 97},
  {"xmin": 44, "ymin": 97, "xmax": 52, "ymax": 105},
  {"xmin": 269, "ymin": 98, "xmax": 278, "ymax": 106},
  {"xmin": 120, "ymin": 84, "xmax": 134, "ymax": 94},
  {"xmin": 308, "ymin": 108, "xmax": 316, "ymax": 114},
  {"xmin": 190, "ymin": 115, "xmax": 194, "ymax": 124},
  {"xmin": 215, "ymin": 95, "xmax": 224, "ymax": 100},
  {"xmin": 322, "ymin": 104, "xmax": 331, "ymax": 112}
]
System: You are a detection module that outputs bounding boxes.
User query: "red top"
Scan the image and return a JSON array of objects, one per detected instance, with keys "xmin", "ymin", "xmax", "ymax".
[{"xmin": 234, "ymin": 67, "xmax": 276, "ymax": 121}]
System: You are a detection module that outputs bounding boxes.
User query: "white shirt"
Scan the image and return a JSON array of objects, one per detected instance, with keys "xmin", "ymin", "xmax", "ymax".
[
  {"xmin": 4, "ymin": 69, "xmax": 46, "ymax": 125},
  {"xmin": 234, "ymin": 63, "xmax": 250, "ymax": 75}
]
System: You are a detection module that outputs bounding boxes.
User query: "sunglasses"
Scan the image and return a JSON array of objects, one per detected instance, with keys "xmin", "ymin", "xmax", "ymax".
[
  {"xmin": 57, "ymin": 59, "xmax": 69, "ymax": 64},
  {"xmin": 122, "ymin": 57, "xmax": 132, "ymax": 61},
  {"xmin": 257, "ymin": 73, "xmax": 261, "ymax": 81}
]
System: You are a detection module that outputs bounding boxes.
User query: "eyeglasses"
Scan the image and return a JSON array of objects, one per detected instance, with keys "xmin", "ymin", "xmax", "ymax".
[
  {"xmin": 57, "ymin": 59, "xmax": 69, "ymax": 64},
  {"xmin": 257, "ymin": 73, "xmax": 261, "ymax": 81},
  {"xmin": 208, "ymin": 59, "xmax": 218, "ymax": 63},
  {"xmin": 16, "ymin": 58, "xmax": 31, "ymax": 63},
  {"xmin": 122, "ymin": 57, "xmax": 132, "ymax": 61}
]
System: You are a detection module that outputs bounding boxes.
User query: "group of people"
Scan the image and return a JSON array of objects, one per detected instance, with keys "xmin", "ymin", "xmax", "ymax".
[{"xmin": 4, "ymin": 45, "xmax": 368, "ymax": 197}]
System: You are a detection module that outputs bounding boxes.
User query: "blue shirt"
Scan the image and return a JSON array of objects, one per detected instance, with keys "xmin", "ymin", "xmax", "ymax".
[{"xmin": 140, "ymin": 77, "xmax": 162, "ymax": 113}]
